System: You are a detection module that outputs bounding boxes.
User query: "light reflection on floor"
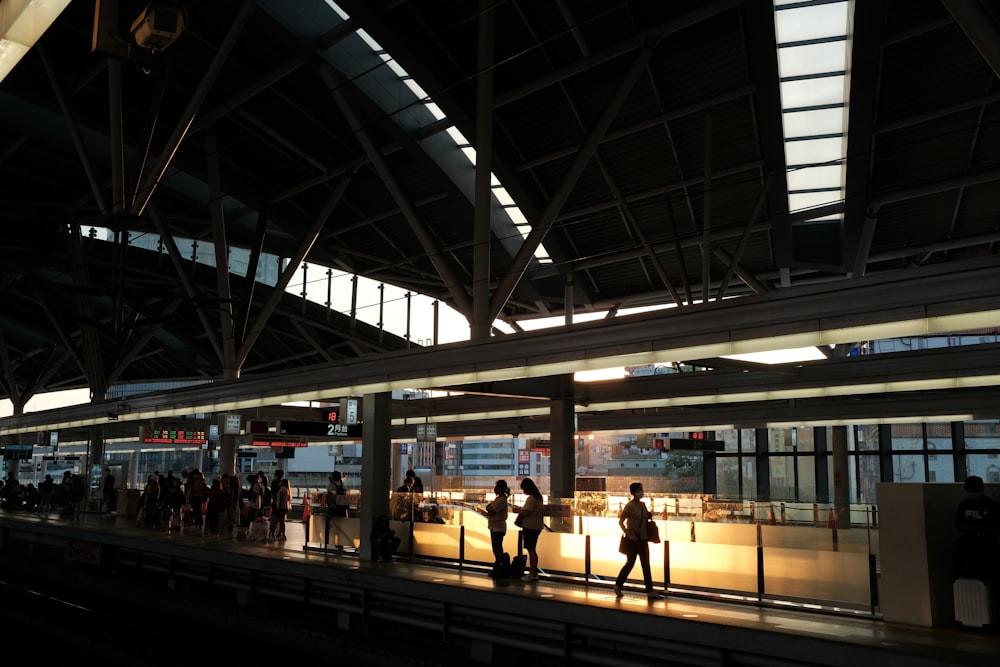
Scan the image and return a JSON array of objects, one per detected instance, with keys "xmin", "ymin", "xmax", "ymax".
[{"xmin": 16, "ymin": 510, "xmax": 1000, "ymax": 664}]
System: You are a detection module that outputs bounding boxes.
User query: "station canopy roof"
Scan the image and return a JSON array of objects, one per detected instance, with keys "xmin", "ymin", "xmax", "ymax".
[{"xmin": 1, "ymin": 1, "xmax": 998, "ymax": 441}]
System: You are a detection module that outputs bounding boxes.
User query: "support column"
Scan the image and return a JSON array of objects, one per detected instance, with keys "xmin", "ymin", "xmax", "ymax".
[
  {"xmin": 814, "ymin": 426, "xmax": 830, "ymax": 504},
  {"xmin": 471, "ymin": 0, "xmax": 495, "ymax": 340},
  {"xmin": 878, "ymin": 424, "xmax": 893, "ymax": 483},
  {"xmin": 220, "ymin": 434, "xmax": 237, "ymax": 477},
  {"xmin": 548, "ymin": 375, "xmax": 575, "ymax": 532},
  {"xmin": 754, "ymin": 428, "xmax": 770, "ymax": 500},
  {"xmin": 951, "ymin": 421, "xmax": 967, "ymax": 483},
  {"xmin": 832, "ymin": 426, "xmax": 851, "ymax": 528},
  {"xmin": 89, "ymin": 425, "xmax": 105, "ymax": 507},
  {"xmin": 361, "ymin": 391, "xmax": 392, "ymax": 559}
]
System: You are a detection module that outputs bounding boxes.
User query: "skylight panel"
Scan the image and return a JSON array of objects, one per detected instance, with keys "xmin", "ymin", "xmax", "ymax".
[
  {"xmin": 779, "ymin": 76, "xmax": 846, "ymax": 109},
  {"xmin": 786, "ymin": 164, "xmax": 843, "ymax": 191},
  {"xmin": 774, "ymin": 2, "xmax": 849, "ymax": 42},
  {"xmin": 783, "ymin": 107, "xmax": 844, "ymax": 137},
  {"xmin": 774, "ymin": 0, "xmax": 852, "ymax": 235},
  {"xmin": 492, "ymin": 187, "xmax": 516, "ymax": 207},
  {"xmin": 785, "ymin": 137, "xmax": 843, "ymax": 166},
  {"xmin": 789, "ymin": 191, "xmax": 843, "ymax": 212},
  {"xmin": 778, "ymin": 41, "xmax": 847, "ymax": 78}
]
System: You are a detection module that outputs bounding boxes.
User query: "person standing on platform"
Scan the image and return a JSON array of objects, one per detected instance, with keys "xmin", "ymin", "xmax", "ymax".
[
  {"xmin": 38, "ymin": 474, "xmax": 55, "ymax": 514},
  {"xmin": 142, "ymin": 475, "xmax": 161, "ymax": 528},
  {"xmin": 954, "ymin": 475, "xmax": 1000, "ymax": 580},
  {"xmin": 205, "ymin": 476, "xmax": 223, "ymax": 537},
  {"xmin": 257, "ymin": 470, "xmax": 271, "ymax": 518},
  {"xmin": 270, "ymin": 470, "xmax": 285, "ymax": 519},
  {"xmin": 327, "ymin": 471, "xmax": 349, "ymax": 518},
  {"xmin": 486, "ymin": 479, "xmax": 511, "ymax": 563},
  {"xmin": 101, "ymin": 469, "xmax": 116, "ymax": 514},
  {"xmin": 517, "ymin": 477, "xmax": 545, "ymax": 582},
  {"xmin": 267, "ymin": 478, "xmax": 291, "ymax": 542},
  {"xmin": 247, "ymin": 473, "xmax": 265, "ymax": 525},
  {"xmin": 223, "ymin": 473, "xmax": 241, "ymax": 536},
  {"xmin": 185, "ymin": 468, "xmax": 207, "ymax": 530},
  {"xmin": 613, "ymin": 482, "xmax": 662, "ymax": 600},
  {"xmin": 68, "ymin": 473, "xmax": 86, "ymax": 520}
]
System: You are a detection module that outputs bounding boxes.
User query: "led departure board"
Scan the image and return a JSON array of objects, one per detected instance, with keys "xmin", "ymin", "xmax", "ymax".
[
  {"xmin": 140, "ymin": 426, "xmax": 208, "ymax": 445},
  {"xmin": 252, "ymin": 436, "xmax": 307, "ymax": 448}
]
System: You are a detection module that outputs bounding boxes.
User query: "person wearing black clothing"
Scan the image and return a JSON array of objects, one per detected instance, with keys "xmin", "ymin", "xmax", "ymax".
[
  {"xmin": 101, "ymin": 470, "xmax": 116, "ymax": 514},
  {"xmin": 370, "ymin": 514, "xmax": 400, "ymax": 561},
  {"xmin": 398, "ymin": 469, "xmax": 423, "ymax": 494},
  {"xmin": 163, "ymin": 476, "xmax": 186, "ymax": 531},
  {"xmin": 270, "ymin": 470, "xmax": 285, "ymax": 517},
  {"xmin": 954, "ymin": 475, "xmax": 1000, "ymax": 580},
  {"xmin": 327, "ymin": 471, "xmax": 349, "ymax": 518}
]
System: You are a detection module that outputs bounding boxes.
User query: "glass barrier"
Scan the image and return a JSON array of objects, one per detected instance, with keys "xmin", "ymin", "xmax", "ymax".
[
  {"xmin": 535, "ymin": 531, "xmax": 588, "ymax": 577},
  {"xmin": 304, "ymin": 495, "xmax": 878, "ymax": 612},
  {"xmin": 759, "ymin": 524, "xmax": 874, "ymax": 607},
  {"xmin": 412, "ymin": 522, "xmax": 463, "ymax": 559},
  {"xmin": 307, "ymin": 514, "xmax": 361, "ymax": 549}
]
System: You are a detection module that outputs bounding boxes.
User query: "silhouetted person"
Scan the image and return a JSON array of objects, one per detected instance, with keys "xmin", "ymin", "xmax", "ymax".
[
  {"xmin": 954, "ymin": 476, "xmax": 1000, "ymax": 581},
  {"xmin": 101, "ymin": 469, "xmax": 116, "ymax": 514},
  {"xmin": 370, "ymin": 514, "xmax": 400, "ymax": 561}
]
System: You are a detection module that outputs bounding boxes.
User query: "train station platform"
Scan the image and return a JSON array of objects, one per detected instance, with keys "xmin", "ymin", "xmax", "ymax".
[{"xmin": 0, "ymin": 508, "xmax": 995, "ymax": 666}]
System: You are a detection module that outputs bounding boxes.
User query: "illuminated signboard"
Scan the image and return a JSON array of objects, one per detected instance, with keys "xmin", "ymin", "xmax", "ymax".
[
  {"xmin": 277, "ymin": 419, "xmax": 362, "ymax": 438},
  {"xmin": 251, "ymin": 436, "xmax": 307, "ymax": 448},
  {"xmin": 3, "ymin": 444, "xmax": 33, "ymax": 460},
  {"xmin": 224, "ymin": 414, "xmax": 242, "ymax": 435},
  {"xmin": 140, "ymin": 426, "xmax": 208, "ymax": 445},
  {"xmin": 668, "ymin": 438, "xmax": 724, "ymax": 451}
]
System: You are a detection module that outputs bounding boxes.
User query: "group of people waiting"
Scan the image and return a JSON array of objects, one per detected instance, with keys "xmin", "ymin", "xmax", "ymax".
[
  {"xmin": 485, "ymin": 477, "xmax": 545, "ymax": 582},
  {"xmin": 485, "ymin": 477, "xmax": 662, "ymax": 596},
  {"xmin": 138, "ymin": 468, "xmax": 292, "ymax": 541},
  {"xmin": 3, "ymin": 471, "xmax": 89, "ymax": 518}
]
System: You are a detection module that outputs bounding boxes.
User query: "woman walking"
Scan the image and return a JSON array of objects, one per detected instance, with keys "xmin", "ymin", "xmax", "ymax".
[
  {"xmin": 613, "ymin": 482, "xmax": 662, "ymax": 600},
  {"xmin": 517, "ymin": 477, "xmax": 545, "ymax": 582}
]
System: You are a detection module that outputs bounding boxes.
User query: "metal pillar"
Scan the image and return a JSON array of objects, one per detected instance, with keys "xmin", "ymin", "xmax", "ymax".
[{"xmin": 361, "ymin": 392, "xmax": 393, "ymax": 560}]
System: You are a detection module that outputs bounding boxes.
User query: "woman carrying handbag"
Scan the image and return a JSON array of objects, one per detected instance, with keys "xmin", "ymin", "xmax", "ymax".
[{"xmin": 613, "ymin": 482, "xmax": 663, "ymax": 600}]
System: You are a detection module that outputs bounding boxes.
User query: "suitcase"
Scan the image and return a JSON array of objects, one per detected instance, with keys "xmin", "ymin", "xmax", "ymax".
[
  {"xmin": 509, "ymin": 554, "xmax": 527, "ymax": 580},
  {"xmin": 249, "ymin": 518, "xmax": 268, "ymax": 541},
  {"xmin": 490, "ymin": 553, "xmax": 511, "ymax": 579},
  {"xmin": 954, "ymin": 578, "xmax": 993, "ymax": 628}
]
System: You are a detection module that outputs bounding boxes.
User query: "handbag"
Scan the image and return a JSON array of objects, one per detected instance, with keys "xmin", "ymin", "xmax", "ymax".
[
  {"xmin": 646, "ymin": 520, "xmax": 661, "ymax": 544},
  {"xmin": 514, "ymin": 512, "xmax": 524, "ymax": 528},
  {"xmin": 618, "ymin": 535, "xmax": 631, "ymax": 554}
]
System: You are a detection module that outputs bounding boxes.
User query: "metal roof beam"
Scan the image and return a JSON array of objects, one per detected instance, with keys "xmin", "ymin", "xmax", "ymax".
[
  {"xmin": 322, "ymin": 66, "xmax": 474, "ymax": 319},
  {"xmin": 7, "ymin": 255, "xmax": 998, "ymax": 432},
  {"xmin": 488, "ymin": 45, "xmax": 658, "ymax": 322},
  {"xmin": 942, "ymin": 0, "xmax": 1000, "ymax": 81},
  {"xmin": 129, "ymin": 0, "xmax": 257, "ymax": 218}
]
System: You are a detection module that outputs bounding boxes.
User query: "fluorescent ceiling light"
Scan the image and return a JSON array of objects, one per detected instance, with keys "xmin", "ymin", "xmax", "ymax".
[
  {"xmin": 724, "ymin": 347, "xmax": 827, "ymax": 364},
  {"xmin": 5, "ymin": 308, "xmax": 999, "ymax": 434},
  {"xmin": 0, "ymin": 0, "xmax": 71, "ymax": 84},
  {"xmin": 768, "ymin": 415, "xmax": 974, "ymax": 429},
  {"xmin": 575, "ymin": 367, "xmax": 627, "ymax": 382}
]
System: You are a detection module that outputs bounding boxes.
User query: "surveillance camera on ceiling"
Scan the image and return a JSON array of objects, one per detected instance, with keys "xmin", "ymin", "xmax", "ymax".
[{"xmin": 130, "ymin": 2, "xmax": 187, "ymax": 52}]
